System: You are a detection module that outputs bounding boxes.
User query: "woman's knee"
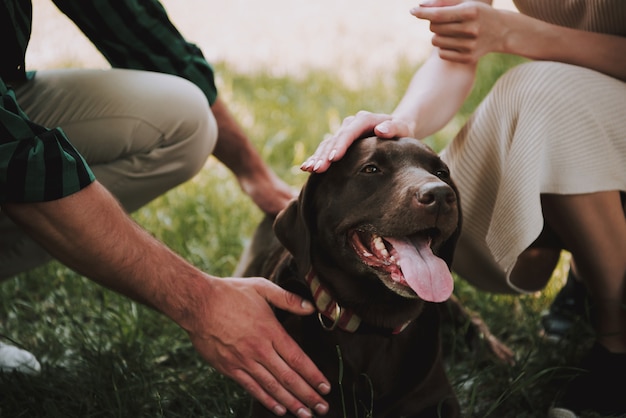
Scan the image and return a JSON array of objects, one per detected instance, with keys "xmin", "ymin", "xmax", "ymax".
[{"xmin": 492, "ymin": 61, "xmax": 602, "ymax": 112}]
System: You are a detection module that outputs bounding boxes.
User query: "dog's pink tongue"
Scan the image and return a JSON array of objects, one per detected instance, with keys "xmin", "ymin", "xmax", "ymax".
[{"xmin": 386, "ymin": 237, "xmax": 453, "ymax": 303}]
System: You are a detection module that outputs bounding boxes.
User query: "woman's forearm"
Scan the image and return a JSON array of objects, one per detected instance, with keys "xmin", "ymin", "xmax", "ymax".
[
  {"xmin": 414, "ymin": 3, "xmax": 626, "ymax": 81},
  {"xmin": 393, "ymin": 51, "xmax": 477, "ymax": 139},
  {"xmin": 502, "ymin": 10, "xmax": 626, "ymax": 80}
]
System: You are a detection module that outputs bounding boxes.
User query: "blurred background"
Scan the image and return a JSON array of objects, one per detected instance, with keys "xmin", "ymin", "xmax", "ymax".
[{"xmin": 29, "ymin": 0, "xmax": 517, "ymax": 82}]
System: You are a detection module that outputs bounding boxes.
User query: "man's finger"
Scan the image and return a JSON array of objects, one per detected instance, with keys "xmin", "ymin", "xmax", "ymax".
[
  {"xmin": 245, "ymin": 359, "xmax": 322, "ymax": 418},
  {"xmin": 232, "ymin": 369, "xmax": 289, "ymax": 416},
  {"xmin": 270, "ymin": 335, "xmax": 331, "ymax": 416},
  {"xmin": 257, "ymin": 281, "xmax": 331, "ymax": 411},
  {"xmin": 259, "ymin": 279, "xmax": 316, "ymax": 314}
]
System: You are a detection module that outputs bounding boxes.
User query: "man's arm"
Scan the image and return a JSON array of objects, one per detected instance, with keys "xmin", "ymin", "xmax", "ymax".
[
  {"xmin": 53, "ymin": 0, "xmax": 294, "ymax": 214},
  {"xmin": 210, "ymin": 97, "xmax": 295, "ymax": 215},
  {"xmin": 2, "ymin": 182, "xmax": 330, "ymax": 417},
  {"xmin": 52, "ymin": 0, "xmax": 219, "ymax": 104}
]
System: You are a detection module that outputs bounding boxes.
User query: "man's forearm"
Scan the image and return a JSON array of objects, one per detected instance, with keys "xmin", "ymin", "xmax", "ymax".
[
  {"xmin": 2, "ymin": 181, "xmax": 209, "ymax": 331},
  {"xmin": 209, "ymin": 97, "xmax": 259, "ymax": 178}
]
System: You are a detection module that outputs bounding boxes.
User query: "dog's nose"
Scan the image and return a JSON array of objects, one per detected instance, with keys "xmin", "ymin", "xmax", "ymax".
[{"xmin": 416, "ymin": 182, "xmax": 456, "ymax": 209}]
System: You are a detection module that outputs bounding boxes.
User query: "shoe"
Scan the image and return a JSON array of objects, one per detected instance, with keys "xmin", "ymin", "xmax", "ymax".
[
  {"xmin": 541, "ymin": 270, "xmax": 591, "ymax": 341},
  {"xmin": 549, "ymin": 343, "xmax": 626, "ymax": 417},
  {"xmin": 0, "ymin": 341, "xmax": 41, "ymax": 375}
]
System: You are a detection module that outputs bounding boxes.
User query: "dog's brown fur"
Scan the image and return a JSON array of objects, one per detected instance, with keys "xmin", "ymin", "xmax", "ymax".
[{"xmin": 238, "ymin": 137, "xmax": 465, "ymax": 417}]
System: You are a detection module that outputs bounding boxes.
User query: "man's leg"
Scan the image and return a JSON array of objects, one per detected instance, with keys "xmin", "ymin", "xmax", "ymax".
[{"xmin": 1, "ymin": 68, "xmax": 217, "ymax": 280}]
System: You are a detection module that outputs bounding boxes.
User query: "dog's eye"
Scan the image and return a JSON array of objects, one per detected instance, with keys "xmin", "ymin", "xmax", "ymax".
[
  {"xmin": 435, "ymin": 169, "xmax": 450, "ymax": 179},
  {"xmin": 361, "ymin": 164, "xmax": 380, "ymax": 174}
]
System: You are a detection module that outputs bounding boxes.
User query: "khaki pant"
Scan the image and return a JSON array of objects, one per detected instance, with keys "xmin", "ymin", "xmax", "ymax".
[{"xmin": 1, "ymin": 69, "xmax": 218, "ymax": 279}]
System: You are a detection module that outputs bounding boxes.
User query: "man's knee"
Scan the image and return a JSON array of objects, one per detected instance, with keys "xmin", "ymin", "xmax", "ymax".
[{"xmin": 162, "ymin": 79, "xmax": 218, "ymax": 183}]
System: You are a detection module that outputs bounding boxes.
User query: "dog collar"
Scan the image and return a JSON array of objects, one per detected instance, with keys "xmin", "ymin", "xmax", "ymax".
[
  {"xmin": 305, "ymin": 269, "xmax": 410, "ymax": 334},
  {"xmin": 305, "ymin": 269, "xmax": 361, "ymax": 332}
]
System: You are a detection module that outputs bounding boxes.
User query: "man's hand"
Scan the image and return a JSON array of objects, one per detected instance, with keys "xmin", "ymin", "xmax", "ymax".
[
  {"xmin": 2, "ymin": 182, "xmax": 329, "ymax": 417},
  {"xmin": 187, "ymin": 276, "xmax": 330, "ymax": 417}
]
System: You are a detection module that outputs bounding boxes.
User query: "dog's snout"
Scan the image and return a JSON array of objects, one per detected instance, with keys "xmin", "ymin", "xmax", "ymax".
[{"xmin": 416, "ymin": 182, "xmax": 456, "ymax": 209}]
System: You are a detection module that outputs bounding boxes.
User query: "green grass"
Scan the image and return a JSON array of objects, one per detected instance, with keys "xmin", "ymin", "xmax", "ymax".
[{"xmin": 0, "ymin": 54, "xmax": 601, "ymax": 417}]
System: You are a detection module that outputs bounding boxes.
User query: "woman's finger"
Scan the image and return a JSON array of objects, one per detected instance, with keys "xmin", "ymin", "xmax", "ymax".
[{"xmin": 301, "ymin": 111, "xmax": 392, "ymax": 173}]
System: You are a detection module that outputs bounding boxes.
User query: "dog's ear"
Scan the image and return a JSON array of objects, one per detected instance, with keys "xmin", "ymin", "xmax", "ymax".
[{"xmin": 274, "ymin": 174, "xmax": 320, "ymax": 279}]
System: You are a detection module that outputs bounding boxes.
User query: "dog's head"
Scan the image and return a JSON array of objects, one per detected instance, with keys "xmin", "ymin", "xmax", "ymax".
[{"xmin": 275, "ymin": 137, "xmax": 461, "ymax": 325}]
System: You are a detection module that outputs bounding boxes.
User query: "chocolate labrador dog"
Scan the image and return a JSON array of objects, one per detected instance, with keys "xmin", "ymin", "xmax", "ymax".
[{"xmin": 237, "ymin": 136, "xmax": 461, "ymax": 417}]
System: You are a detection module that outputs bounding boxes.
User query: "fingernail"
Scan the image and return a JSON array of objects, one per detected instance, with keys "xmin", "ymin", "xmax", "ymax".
[
  {"xmin": 313, "ymin": 160, "xmax": 322, "ymax": 172},
  {"xmin": 328, "ymin": 149, "xmax": 337, "ymax": 161},
  {"xmin": 377, "ymin": 123, "xmax": 390, "ymax": 134},
  {"xmin": 301, "ymin": 299, "xmax": 314, "ymax": 311},
  {"xmin": 318, "ymin": 382, "xmax": 331, "ymax": 394},
  {"xmin": 296, "ymin": 407, "xmax": 312, "ymax": 418},
  {"xmin": 302, "ymin": 160, "xmax": 314, "ymax": 169},
  {"xmin": 314, "ymin": 403, "xmax": 329, "ymax": 415},
  {"xmin": 273, "ymin": 405, "xmax": 286, "ymax": 415}
]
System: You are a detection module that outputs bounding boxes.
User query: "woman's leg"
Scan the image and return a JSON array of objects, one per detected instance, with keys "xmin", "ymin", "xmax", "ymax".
[
  {"xmin": 541, "ymin": 191, "xmax": 626, "ymax": 352},
  {"xmin": 542, "ymin": 191, "xmax": 626, "ymax": 415},
  {"xmin": 509, "ymin": 226, "xmax": 563, "ymax": 292}
]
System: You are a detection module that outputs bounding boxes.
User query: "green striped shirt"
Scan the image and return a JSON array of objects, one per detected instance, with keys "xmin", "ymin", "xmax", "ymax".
[{"xmin": 1, "ymin": 0, "xmax": 218, "ymax": 203}]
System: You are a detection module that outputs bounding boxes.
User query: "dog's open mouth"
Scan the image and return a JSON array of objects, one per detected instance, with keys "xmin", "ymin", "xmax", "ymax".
[{"xmin": 349, "ymin": 230, "xmax": 453, "ymax": 303}]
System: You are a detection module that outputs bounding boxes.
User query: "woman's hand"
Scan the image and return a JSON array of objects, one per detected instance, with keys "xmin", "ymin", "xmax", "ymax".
[
  {"xmin": 300, "ymin": 111, "xmax": 414, "ymax": 173},
  {"xmin": 412, "ymin": 0, "xmax": 507, "ymax": 64}
]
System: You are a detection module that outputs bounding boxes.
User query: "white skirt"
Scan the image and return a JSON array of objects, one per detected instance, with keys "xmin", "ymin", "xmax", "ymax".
[{"xmin": 441, "ymin": 61, "xmax": 626, "ymax": 293}]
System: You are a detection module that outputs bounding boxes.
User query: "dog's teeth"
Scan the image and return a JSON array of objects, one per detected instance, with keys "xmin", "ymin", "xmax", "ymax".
[{"xmin": 373, "ymin": 236, "xmax": 390, "ymax": 257}]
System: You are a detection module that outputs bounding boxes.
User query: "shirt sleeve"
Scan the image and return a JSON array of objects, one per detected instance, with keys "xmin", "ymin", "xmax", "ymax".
[
  {"xmin": 51, "ymin": 0, "xmax": 219, "ymax": 105},
  {"xmin": 0, "ymin": 80, "xmax": 95, "ymax": 204}
]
